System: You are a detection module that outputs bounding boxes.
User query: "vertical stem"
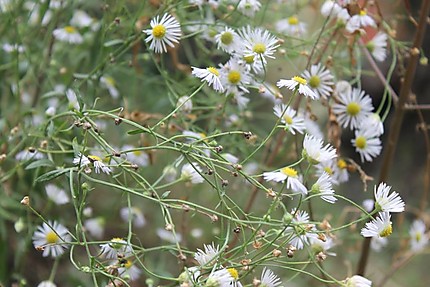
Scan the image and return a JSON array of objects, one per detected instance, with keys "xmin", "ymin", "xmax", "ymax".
[{"xmin": 356, "ymin": 0, "xmax": 430, "ymax": 276}]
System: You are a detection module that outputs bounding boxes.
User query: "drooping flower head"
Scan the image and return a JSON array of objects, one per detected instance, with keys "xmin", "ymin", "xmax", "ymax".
[
  {"xmin": 361, "ymin": 211, "xmax": 393, "ymax": 238},
  {"xmin": 192, "ymin": 66, "xmax": 225, "ymax": 92},
  {"xmin": 374, "ymin": 182, "xmax": 405, "ymax": 213},
  {"xmin": 302, "ymin": 134, "xmax": 337, "ymax": 164}
]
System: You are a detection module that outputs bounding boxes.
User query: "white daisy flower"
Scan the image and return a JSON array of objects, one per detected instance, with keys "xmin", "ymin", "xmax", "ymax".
[
  {"xmin": 277, "ymin": 76, "xmax": 318, "ymax": 99},
  {"xmin": 84, "ymin": 217, "xmax": 105, "ymax": 239},
  {"xmin": 32, "ymin": 221, "xmax": 71, "ymax": 257},
  {"xmin": 335, "ymin": 80, "xmax": 352, "ymax": 97},
  {"xmin": 120, "ymin": 206, "xmax": 146, "ymax": 228},
  {"xmin": 332, "ymin": 87, "xmax": 374, "ymax": 130},
  {"xmin": 37, "ymin": 281, "xmax": 56, "ymax": 287},
  {"xmin": 52, "ymin": 26, "xmax": 83, "ymax": 44},
  {"xmin": 273, "ymin": 104, "xmax": 305, "ymax": 135},
  {"xmin": 301, "ymin": 63, "xmax": 334, "ymax": 99},
  {"xmin": 100, "ymin": 76, "xmax": 119, "ymax": 99},
  {"xmin": 263, "ymin": 167, "xmax": 307, "ymax": 195},
  {"xmin": 45, "ymin": 184, "xmax": 70, "ymax": 205},
  {"xmin": 260, "ymin": 268, "xmax": 283, "ymax": 287},
  {"xmin": 240, "ymin": 26, "xmax": 279, "ymax": 62},
  {"xmin": 302, "ymin": 134, "xmax": 337, "ymax": 164},
  {"xmin": 143, "ymin": 13, "xmax": 181, "ymax": 53},
  {"xmin": 366, "ymin": 32, "xmax": 388, "ymax": 62},
  {"xmin": 194, "ymin": 242, "xmax": 220, "ymax": 266},
  {"xmin": 374, "ymin": 182, "xmax": 405, "ymax": 213},
  {"xmin": 359, "ymin": 113, "xmax": 384, "ymax": 136},
  {"xmin": 285, "ymin": 209, "xmax": 318, "ymax": 250},
  {"xmin": 237, "ymin": 0, "xmax": 262, "ymax": 17},
  {"xmin": 321, "ymin": 0, "xmax": 341, "ymax": 17},
  {"xmin": 343, "ymin": 275, "xmax": 372, "ymax": 287},
  {"xmin": 181, "ymin": 162, "xmax": 204, "ymax": 184},
  {"xmin": 215, "ymin": 27, "xmax": 239, "ymax": 53},
  {"xmin": 100, "ymin": 238, "xmax": 133, "ymax": 259},
  {"xmin": 206, "ymin": 268, "xmax": 234, "ymax": 287},
  {"xmin": 219, "ymin": 58, "xmax": 252, "ymax": 94},
  {"xmin": 122, "ymin": 145, "xmax": 150, "ymax": 167},
  {"xmin": 409, "ymin": 219, "xmax": 429, "ymax": 252},
  {"xmin": 370, "ymin": 236, "xmax": 388, "ymax": 252},
  {"xmin": 176, "ymin": 95, "xmax": 193, "ymax": 113},
  {"xmin": 182, "ymin": 130, "xmax": 208, "ymax": 143},
  {"xmin": 351, "ymin": 128, "xmax": 382, "ymax": 162},
  {"xmin": 192, "ymin": 66, "xmax": 225, "ymax": 92},
  {"xmin": 118, "ymin": 259, "xmax": 142, "ymax": 281},
  {"xmin": 361, "ymin": 211, "xmax": 393, "ymax": 238},
  {"xmin": 316, "ymin": 159, "xmax": 349, "ymax": 185},
  {"xmin": 346, "ymin": 9, "xmax": 377, "ymax": 33},
  {"xmin": 275, "ymin": 16, "xmax": 307, "ymax": 36},
  {"xmin": 310, "ymin": 172, "xmax": 337, "ymax": 203}
]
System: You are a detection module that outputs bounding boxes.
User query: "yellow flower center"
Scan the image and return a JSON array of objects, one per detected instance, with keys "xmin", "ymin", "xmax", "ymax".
[
  {"xmin": 337, "ymin": 159, "xmax": 347, "ymax": 169},
  {"xmin": 228, "ymin": 71, "xmax": 241, "ymax": 84},
  {"xmin": 366, "ymin": 41, "xmax": 375, "ymax": 53},
  {"xmin": 88, "ymin": 155, "xmax": 102, "ymax": 162},
  {"xmin": 308, "ymin": 75, "xmax": 321, "ymax": 88},
  {"xmin": 281, "ymin": 167, "xmax": 298, "ymax": 177},
  {"xmin": 415, "ymin": 232, "xmax": 422, "ymax": 241},
  {"xmin": 355, "ymin": 136, "xmax": 367, "ymax": 149},
  {"xmin": 293, "ymin": 76, "xmax": 307, "ymax": 85},
  {"xmin": 379, "ymin": 224, "xmax": 392, "ymax": 237},
  {"xmin": 346, "ymin": 102, "xmax": 361, "ymax": 116},
  {"xmin": 132, "ymin": 150, "xmax": 142, "ymax": 156},
  {"xmin": 208, "ymin": 29, "xmax": 218, "ymax": 38},
  {"xmin": 253, "ymin": 43, "xmax": 266, "ymax": 54},
  {"xmin": 124, "ymin": 259, "xmax": 133, "ymax": 269},
  {"xmin": 324, "ymin": 166, "xmax": 334, "ymax": 175},
  {"xmin": 207, "ymin": 67, "xmax": 219, "ymax": 77},
  {"xmin": 110, "ymin": 237, "xmax": 125, "ymax": 250},
  {"xmin": 152, "ymin": 24, "xmax": 166, "ymax": 39},
  {"xmin": 243, "ymin": 55, "xmax": 255, "ymax": 64},
  {"xmin": 104, "ymin": 76, "xmax": 116, "ymax": 86},
  {"xmin": 64, "ymin": 26, "xmax": 77, "ymax": 34},
  {"xmin": 221, "ymin": 32, "xmax": 233, "ymax": 45},
  {"xmin": 45, "ymin": 231, "xmax": 59, "ymax": 244},
  {"xmin": 359, "ymin": 10, "xmax": 367, "ymax": 16},
  {"xmin": 227, "ymin": 268, "xmax": 239, "ymax": 280},
  {"xmin": 288, "ymin": 16, "xmax": 299, "ymax": 25},
  {"xmin": 283, "ymin": 115, "xmax": 293, "ymax": 125}
]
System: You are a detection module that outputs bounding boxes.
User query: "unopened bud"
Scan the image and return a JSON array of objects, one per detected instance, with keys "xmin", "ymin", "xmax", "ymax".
[{"xmin": 20, "ymin": 196, "xmax": 30, "ymax": 206}]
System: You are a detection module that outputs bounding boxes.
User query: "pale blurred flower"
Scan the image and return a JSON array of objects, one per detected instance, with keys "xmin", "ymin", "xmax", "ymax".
[
  {"xmin": 53, "ymin": 26, "xmax": 83, "ymax": 44},
  {"xmin": 37, "ymin": 281, "xmax": 56, "ymax": 287},
  {"xmin": 409, "ymin": 219, "xmax": 429, "ymax": 252},
  {"xmin": 118, "ymin": 259, "xmax": 141, "ymax": 281},
  {"xmin": 343, "ymin": 275, "xmax": 372, "ymax": 287},
  {"xmin": 156, "ymin": 228, "xmax": 182, "ymax": 243},
  {"xmin": 45, "ymin": 184, "xmax": 70, "ymax": 205},
  {"xmin": 181, "ymin": 162, "xmax": 204, "ymax": 184},
  {"xmin": 84, "ymin": 217, "xmax": 105, "ymax": 239},
  {"xmin": 276, "ymin": 16, "xmax": 307, "ymax": 36},
  {"xmin": 100, "ymin": 76, "xmax": 119, "ymax": 99},
  {"xmin": 120, "ymin": 206, "xmax": 146, "ymax": 228},
  {"xmin": 366, "ymin": 32, "xmax": 388, "ymax": 62}
]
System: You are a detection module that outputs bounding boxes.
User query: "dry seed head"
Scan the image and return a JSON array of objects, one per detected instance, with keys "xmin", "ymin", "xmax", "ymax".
[
  {"xmin": 272, "ymin": 249, "xmax": 282, "ymax": 257},
  {"xmin": 316, "ymin": 251, "xmax": 327, "ymax": 262},
  {"xmin": 253, "ymin": 241, "xmax": 262, "ymax": 249},
  {"xmin": 165, "ymin": 223, "xmax": 173, "ymax": 231}
]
